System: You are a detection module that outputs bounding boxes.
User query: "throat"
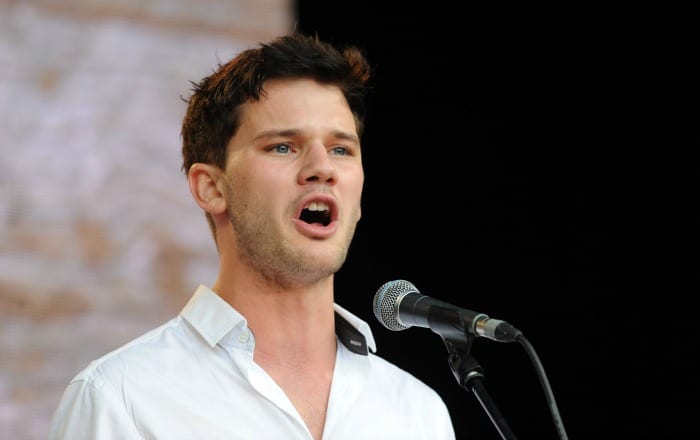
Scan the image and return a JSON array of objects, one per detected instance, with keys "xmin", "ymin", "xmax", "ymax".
[{"xmin": 256, "ymin": 343, "xmax": 336, "ymax": 440}]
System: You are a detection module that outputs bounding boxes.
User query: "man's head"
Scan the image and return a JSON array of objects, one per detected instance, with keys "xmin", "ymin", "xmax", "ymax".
[
  {"xmin": 181, "ymin": 33, "xmax": 371, "ymax": 286},
  {"xmin": 181, "ymin": 33, "xmax": 371, "ymax": 239}
]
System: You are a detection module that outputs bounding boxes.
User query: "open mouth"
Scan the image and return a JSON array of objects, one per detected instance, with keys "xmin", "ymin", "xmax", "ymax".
[{"xmin": 299, "ymin": 201, "xmax": 332, "ymax": 227}]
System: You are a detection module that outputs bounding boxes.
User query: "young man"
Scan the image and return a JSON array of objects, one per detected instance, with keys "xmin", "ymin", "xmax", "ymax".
[{"xmin": 49, "ymin": 33, "xmax": 456, "ymax": 439}]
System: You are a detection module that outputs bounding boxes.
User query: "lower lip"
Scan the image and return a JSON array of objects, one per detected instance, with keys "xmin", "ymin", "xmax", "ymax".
[{"xmin": 293, "ymin": 218, "xmax": 337, "ymax": 239}]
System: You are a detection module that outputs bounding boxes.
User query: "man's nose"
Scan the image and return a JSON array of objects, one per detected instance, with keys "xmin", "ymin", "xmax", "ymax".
[{"xmin": 298, "ymin": 143, "xmax": 337, "ymax": 184}]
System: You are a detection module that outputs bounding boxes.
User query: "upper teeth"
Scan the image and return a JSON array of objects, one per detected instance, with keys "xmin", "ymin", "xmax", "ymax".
[{"xmin": 306, "ymin": 202, "xmax": 329, "ymax": 211}]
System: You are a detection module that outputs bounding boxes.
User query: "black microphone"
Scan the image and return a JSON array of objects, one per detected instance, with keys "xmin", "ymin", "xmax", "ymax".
[{"xmin": 373, "ymin": 279, "xmax": 522, "ymax": 343}]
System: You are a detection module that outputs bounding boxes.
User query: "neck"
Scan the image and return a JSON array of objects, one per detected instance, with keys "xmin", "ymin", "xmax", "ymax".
[{"xmin": 213, "ymin": 265, "xmax": 337, "ymax": 358}]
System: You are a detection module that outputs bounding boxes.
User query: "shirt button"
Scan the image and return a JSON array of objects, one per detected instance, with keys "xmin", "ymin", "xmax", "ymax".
[{"xmin": 238, "ymin": 331, "xmax": 249, "ymax": 343}]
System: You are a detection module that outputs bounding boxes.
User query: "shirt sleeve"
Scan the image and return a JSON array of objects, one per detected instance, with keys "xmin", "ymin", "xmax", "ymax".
[
  {"xmin": 436, "ymin": 397, "xmax": 457, "ymax": 440},
  {"xmin": 49, "ymin": 375, "xmax": 143, "ymax": 440}
]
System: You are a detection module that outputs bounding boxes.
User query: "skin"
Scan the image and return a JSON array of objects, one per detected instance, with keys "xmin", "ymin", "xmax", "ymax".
[{"xmin": 187, "ymin": 78, "xmax": 364, "ymax": 440}]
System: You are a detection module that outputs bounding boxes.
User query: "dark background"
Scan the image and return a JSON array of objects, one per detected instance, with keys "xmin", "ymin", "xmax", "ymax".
[{"xmin": 297, "ymin": 2, "xmax": 698, "ymax": 439}]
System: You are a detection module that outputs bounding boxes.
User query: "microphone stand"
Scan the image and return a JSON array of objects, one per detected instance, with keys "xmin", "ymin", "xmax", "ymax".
[
  {"xmin": 430, "ymin": 308, "xmax": 517, "ymax": 440},
  {"xmin": 444, "ymin": 337, "xmax": 517, "ymax": 440}
]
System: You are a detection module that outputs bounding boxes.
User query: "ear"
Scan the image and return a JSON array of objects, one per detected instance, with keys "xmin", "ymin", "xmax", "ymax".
[{"xmin": 187, "ymin": 163, "xmax": 227, "ymax": 215}]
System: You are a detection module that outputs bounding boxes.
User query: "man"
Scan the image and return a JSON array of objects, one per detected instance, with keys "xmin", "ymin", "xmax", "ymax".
[{"xmin": 49, "ymin": 32, "xmax": 456, "ymax": 439}]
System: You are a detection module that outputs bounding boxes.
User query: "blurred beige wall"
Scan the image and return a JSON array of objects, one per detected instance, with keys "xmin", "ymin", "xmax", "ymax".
[{"xmin": 0, "ymin": 1, "xmax": 293, "ymax": 437}]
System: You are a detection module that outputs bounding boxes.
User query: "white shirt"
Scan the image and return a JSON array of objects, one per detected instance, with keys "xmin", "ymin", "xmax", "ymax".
[{"xmin": 49, "ymin": 285, "xmax": 456, "ymax": 440}]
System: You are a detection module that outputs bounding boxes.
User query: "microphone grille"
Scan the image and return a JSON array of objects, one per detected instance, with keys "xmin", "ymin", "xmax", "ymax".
[{"xmin": 373, "ymin": 279, "xmax": 418, "ymax": 331}]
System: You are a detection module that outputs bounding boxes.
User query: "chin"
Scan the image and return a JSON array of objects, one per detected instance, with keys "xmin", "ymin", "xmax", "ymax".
[{"xmin": 304, "ymin": 253, "xmax": 345, "ymax": 275}]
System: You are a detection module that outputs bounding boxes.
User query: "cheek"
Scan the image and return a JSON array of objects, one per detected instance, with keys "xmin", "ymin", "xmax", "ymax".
[
  {"xmin": 349, "ymin": 181, "xmax": 364, "ymax": 222},
  {"xmin": 353, "ymin": 173, "xmax": 365, "ymax": 204},
  {"xmin": 241, "ymin": 176, "xmax": 286, "ymax": 214}
]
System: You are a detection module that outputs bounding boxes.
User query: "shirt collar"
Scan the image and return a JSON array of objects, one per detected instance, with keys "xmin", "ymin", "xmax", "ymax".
[
  {"xmin": 333, "ymin": 302, "xmax": 376, "ymax": 354},
  {"xmin": 180, "ymin": 285, "xmax": 245, "ymax": 347},
  {"xmin": 180, "ymin": 285, "xmax": 377, "ymax": 354}
]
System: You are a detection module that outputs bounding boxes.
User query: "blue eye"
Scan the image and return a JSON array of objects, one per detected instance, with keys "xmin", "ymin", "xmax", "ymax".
[
  {"xmin": 330, "ymin": 146, "xmax": 349, "ymax": 156},
  {"xmin": 273, "ymin": 143, "xmax": 291, "ymax": 154}
]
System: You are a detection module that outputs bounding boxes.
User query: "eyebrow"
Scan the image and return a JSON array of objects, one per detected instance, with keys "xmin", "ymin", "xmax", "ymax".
[{"xmin": 253, "ymin": 129, "xmax": 360, "ymax": 144}]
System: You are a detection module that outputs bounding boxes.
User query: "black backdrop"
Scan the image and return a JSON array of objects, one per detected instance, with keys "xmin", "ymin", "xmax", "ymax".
[{"xmin": 296, "ymin": 3, "xmax": 698, "ymax": 438}]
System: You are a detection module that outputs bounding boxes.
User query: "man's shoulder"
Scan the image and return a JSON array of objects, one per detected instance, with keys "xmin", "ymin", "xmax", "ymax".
[
  {"xmin": 366, "ymin": 352, "xmax": 442, "ymax": 397},
  {"xmin": 69, "ymin": 317, "xmax": 188, "ymax": 387},
  {"xmin": 357, "ymin": 352, "xmax": 454, "ymax": 436}
]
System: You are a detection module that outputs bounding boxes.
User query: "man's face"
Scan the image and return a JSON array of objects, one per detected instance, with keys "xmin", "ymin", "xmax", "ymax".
[{"xmin": 222, "ymin": 78, "xmax": 364, "ymax": 286}]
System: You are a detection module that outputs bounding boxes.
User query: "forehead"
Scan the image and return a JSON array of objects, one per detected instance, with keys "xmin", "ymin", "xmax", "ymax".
[{"xmin": 239, "ymin": 78, "xmax": 357, "ymax": 133}]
